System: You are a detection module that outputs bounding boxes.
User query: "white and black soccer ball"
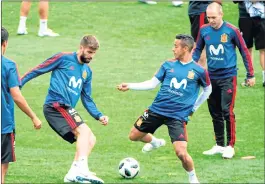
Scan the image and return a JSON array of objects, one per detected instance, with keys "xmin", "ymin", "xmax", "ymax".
[{"xmin": 118, "ymin": 157, "xmax": 140, "ymax": 179}]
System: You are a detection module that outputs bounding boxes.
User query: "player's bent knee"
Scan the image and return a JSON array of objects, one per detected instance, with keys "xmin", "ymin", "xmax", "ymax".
[
  {"xmin": 89, "ymin": 133, "xmax": 96, "ymax": 147},
  {"xmin": 175, "ymin": 145, "xmax": 188, "ymax": 161},
  {"xmin": 128, "ymin": 133, "xmax": 138, "ymax": 141},
  {"xmin": 176, "ymin": 150, "xmax": 188, "ymax": 161},
  {"xmin": 129, "ymin": 127, "xmax": 146, "ymax": 141}
]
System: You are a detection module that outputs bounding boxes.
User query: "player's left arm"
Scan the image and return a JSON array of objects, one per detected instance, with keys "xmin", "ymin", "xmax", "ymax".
[
  {"xmin": 191, "ymin": 69, "xmax": 212, "ymax": 115},
  {"xmin": 232, "ymin": 28, "xmax": 255, "ymax": 85},
  {"xmin": 81, "ymin": 74, "xmax": 108, "ymax": 125}
]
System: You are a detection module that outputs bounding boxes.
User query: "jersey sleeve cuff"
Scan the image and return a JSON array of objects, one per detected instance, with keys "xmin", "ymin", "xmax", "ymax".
[{"xmin": 96, "ymin": 113, "xmax": 103, "ymax": 120}]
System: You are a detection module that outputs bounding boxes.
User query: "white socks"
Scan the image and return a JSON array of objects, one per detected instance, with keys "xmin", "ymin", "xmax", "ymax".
[
  {"xmin": 68, "ymin": 157, "xmax": 89, "ymax": 175},
  {"xmin": 262, "ymin": 70, "xmax": 265, "ymax": 82},
  {"xmin": 68, "ymin": 160, "xmax": 78, "ymax": 174},
  {"xmin": 150, "ymin": 136, "xmax": 159, "ymax": 147},
  {"xmin": 77, "ymin": 156, "xmax": 89, "ymax": 174},
  {"xmin": 187, "ymin": 170, "xmax": 199, "ymax": 183},
  {"xmin": 187, "ymin": 170, "xmax": 196, "ymax": 177},
  {"xmin": 19, "ymin": 16, "xmax": 27, "ymax": 28},
  {"xmin": 39, "ymin": 19, "xmax": 48, "ymax": 32},
  {"xmin": 19, "ymin": 17, "xmax": 48, "ymax": 33}
]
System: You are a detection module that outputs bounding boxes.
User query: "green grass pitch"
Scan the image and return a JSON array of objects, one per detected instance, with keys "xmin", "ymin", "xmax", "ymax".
[{"xmin": 2, "ymin": 1, "xmax": 264, "ymax": 183}]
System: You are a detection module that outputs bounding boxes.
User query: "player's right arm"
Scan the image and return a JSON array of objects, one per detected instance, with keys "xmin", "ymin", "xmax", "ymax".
[
  {"xmin": 21, "ymin": 53, "xmax": 63, "ymax": 87},
  {"xmin": 192, "ymin": 29, "xmax": 205, "ymax": 62},
  {"xmin": 117, "ymin": 77, "xmax": 161, "ymax": 92},
  {"xmin": 117, "ymin": 62, "xmax": 166, "ymax": 91},
  {"xmin": 8, "ymin": 62, "xmax": 41, "ymax": 129}
]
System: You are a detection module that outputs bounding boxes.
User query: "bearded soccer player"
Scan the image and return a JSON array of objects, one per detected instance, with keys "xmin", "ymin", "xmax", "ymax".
[
  {"xmin": 118, "ymin": 34, "xmax": 212, "ymax": 183},
  {"xmin": 21, "ymin": 35, "xmax": 108, "ymax": 183},
  {"xmin": 193, "ymin": 2, "xmax": 255, "ymax": 159}
]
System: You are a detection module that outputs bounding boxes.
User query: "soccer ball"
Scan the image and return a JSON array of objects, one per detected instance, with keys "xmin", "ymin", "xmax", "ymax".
[{"xmin": 118, "ymin": 157, "xmax": 140, "ymax": 179}]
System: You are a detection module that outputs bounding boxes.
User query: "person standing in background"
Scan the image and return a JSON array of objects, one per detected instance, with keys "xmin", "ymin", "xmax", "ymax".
[
  {"xmin": 139, "ymin": 0, "xmax": 183, "ymax": 7},
  {"xmin": 233, "ymin": 1, "xmax": 265, "ymax": 87},
  {"xmin": 193, "ymin": 2, "xmax": 255, "ymax": 159},
  {"xmin": 17, "ymin": 0, "xmax": 59, "ymax": 37},
  {"xmin": 188, "ymin": 1, "xmax": 222, "ymax": 68}
]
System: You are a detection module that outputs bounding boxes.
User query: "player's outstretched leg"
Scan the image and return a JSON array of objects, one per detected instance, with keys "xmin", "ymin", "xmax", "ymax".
[
  {"xmin": 128, "ymin": 126, "xmax": 166, "ymax": 153},
  {"xmin": 141, "ymin": 134, "xmax": 166, "ymax": 153}
]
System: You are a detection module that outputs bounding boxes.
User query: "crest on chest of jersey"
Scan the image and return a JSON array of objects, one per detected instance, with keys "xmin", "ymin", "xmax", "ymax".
[
  {"xmin": 82, "ymin": 70, "xmax": 87, "ymax": 79},
  {"xmin": 187, "ymin": 70, "xmax": 195, "ymax": 80},
  {"xmin": 220, "ymin": 33, "xmax": 228, "ymax": 43}
]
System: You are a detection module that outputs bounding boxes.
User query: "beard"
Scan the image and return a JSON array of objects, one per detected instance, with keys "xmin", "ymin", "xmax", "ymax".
[{"xmin": 80, "ymin": 54, "xmax": 92, "ymax": 64}]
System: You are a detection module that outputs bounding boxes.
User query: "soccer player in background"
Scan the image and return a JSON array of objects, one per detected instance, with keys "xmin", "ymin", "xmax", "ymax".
[
  {"xmin": 21, "ymin": 35, "xmax": 108, "ymax": 183},
  {"xmin": 188, "ymin": 1, "xmax": 222, "ymax": 68},
  {"xmin": 193, "ymin": 2, "xmax": 255, "ymax": 159},
  {"xmin": 139, "ymin": 0, "xmax": 183, "ymax": 7},
  {"xmin": 117, "ymin": 34, "xmax": 212, "ymax": 184},
  {"xmin": 17, "ymin": 0, "xmax": 59, "ymax": 37},
  {"xmin": 1, "ymin": 27, "xmax": 42, "ymax": 183},
  {"xmin": 233, "ymin": 1, "xmax": 265, "ymax": 87}
]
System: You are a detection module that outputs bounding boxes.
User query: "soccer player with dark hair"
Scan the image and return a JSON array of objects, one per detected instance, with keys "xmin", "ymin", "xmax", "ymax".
[
  {"xmin": 117, "ymin": 34, "xmax": 212, "ymax": 183},
  {"xmin": 1, "ymin": 27, "xmax": 42, "ymax": 183},
  {"xmin": 21, "ymin": 35, "xmax": 108, "ymax": 183},
  {"xmin": 193, "ymin": 2, "xmax": 255, "ymax": 159}
]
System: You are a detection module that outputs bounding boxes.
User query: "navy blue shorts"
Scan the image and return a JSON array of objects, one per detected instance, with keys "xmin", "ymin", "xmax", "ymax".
[
  {"xmin": 43, "ymin": 102, "xmax": 84, "ymax": 144},
  {"xmin": 1, "ymin": 131, "xmax": 16, "ymax": 163},
  {"xmin": 134, "ymin": 109, "xmax": 188, "ymax": 143},
  {"xmin": 239, "ymin": 17, "xmax": 265, "ymax": 50}
]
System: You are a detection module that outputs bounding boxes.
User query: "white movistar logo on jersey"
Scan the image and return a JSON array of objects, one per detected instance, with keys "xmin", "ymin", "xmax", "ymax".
[
  {"xmin": 170, "ymin": 78, "xmax": 187, "ymax": 89},
  {"xmin": 69, "ymin": 76, "xmax": 82, "ymax": 89},
  {"xmin": 209, "ymin": 44, "xmax": 224, "ymax": 55}
]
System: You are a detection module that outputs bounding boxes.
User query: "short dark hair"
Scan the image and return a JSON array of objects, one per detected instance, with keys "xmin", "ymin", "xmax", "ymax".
[
  {"xmin": 1, "ymin": 27, "xmax": 9, "ymax": 45},
  {"xmin": 80, "ymin": 35, "xmax": 99, "ymax": 50},
  {"xmin": 175, "ymin": 34, "xmax": 194, "ymax": 52}
]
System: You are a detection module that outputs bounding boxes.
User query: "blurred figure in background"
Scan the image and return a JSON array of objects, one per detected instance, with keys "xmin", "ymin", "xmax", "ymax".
[
  {"xmin": 234, "ymin": 1, "xmax": 265, "ymax": 87},
  {"xmin": 17, "ymin": 0, "xmax": 59, "ymax": 37},
  {"xmin": 139, "ymin": 0, "xmax": 183, "ymax": 7}
]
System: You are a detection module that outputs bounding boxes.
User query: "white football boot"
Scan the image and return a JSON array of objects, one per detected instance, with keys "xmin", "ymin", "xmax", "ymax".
[
  {"xmin": 17, "ymin": 26, "xmax": 28, "ymax": 35},
  {"xmin": 222, "ymin": 146, "xmax": 235, "ymax": 159},
  {"xmin": 64, "ymin": 170, "xmax": 97, "ymax": 183},
  {"xmin": 172, "ymin": 1, "xmax": 183, "ymax": 7},
  {"xmin": 139, "ymin": 0, "xmax": 157, "ymax": 5},
  {"xmin": 38, "ymin": 28, "xmax": 59, "ymax": 37},
  {"xmin": 142, "ymin": 139, "xmax": 166, "ymax": 153},
  {"xmin": 74, "ymin": 171, "xmax": 104, "ymax": 184},
  {"xmin": 203, "ymin": 144, "xmax": 225, "ymax": 155},
  {"xmin": 189, "ymin": 177, "xmax": 200, "ymax": 184}
]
